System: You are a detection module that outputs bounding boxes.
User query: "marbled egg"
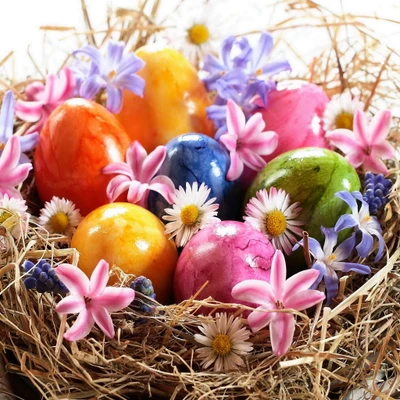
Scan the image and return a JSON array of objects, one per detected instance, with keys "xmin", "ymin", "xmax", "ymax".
[
  {"xmin": 174, "ymin": 221, "xmax": 274, "ymax": 307},
  {"xmin": 261, "ymin": 81, "xmax": 330, "ymax": 162},
  {"xmin": 246, "ymin": 147, "xmax": 361, "ymax": 242},
  {"xmin": 148, "ymin": 133, "xmax": 243, "ymax": 220}
]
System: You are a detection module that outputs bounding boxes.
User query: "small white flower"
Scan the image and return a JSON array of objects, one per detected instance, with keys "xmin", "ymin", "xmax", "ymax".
[
  {"xmin": 159, "ymin": 0, "xmax": 233, "ymax": 65},
  {"xmin": 194, "ymin": 313, "xmax": 253, "ymax": 372},
  {"xmin": 162, "ymin": 182, "xmax": 220, "ymax": 247},
  {"xmin": 0, "ymin": 194, "xmax": 29, "ymax": 240},
  {"xmin": 38, "ymin": 196, "xmax": 82, "ymax": 236},
  {"xmin": 244, "ymin": 187, "xmax": 304, "ymax": 256},
  {"xmin": 323, "ymin": 91, "xmax": 364, "ymax": 132}
]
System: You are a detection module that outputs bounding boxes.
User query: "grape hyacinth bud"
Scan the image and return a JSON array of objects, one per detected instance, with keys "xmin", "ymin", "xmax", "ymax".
[
  {"xmin": 362, "ymin": 172, "xmax": 392, "ymax": 215},
  {"xmin": 23, "ymin": 259, "xmax": 68, "ymax": 294},
  {"xmin": 130, "ymin": 276, "xmax": 156, "ymax": 313}
]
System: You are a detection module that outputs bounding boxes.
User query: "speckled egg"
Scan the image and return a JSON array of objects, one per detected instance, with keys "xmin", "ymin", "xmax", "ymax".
[
  {"xmin": 246, "ymin": 147, "xmax": 361, "ymax": 242},
  {"xmin": 147, "ymin": 133, "xmax": 243, "ymax": 220},
  {"xmin": 173, "ymin": 221, "xmax": 274, "ymax": 306}
]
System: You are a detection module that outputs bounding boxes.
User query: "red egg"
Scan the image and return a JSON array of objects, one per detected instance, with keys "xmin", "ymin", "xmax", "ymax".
[
  {"xmin": 34, "ymin": 99, "xmax": 131, "ymax": 215},
  {"xmin": 262, "ymin": 81, "xmax": 330, "ymax": 162}
]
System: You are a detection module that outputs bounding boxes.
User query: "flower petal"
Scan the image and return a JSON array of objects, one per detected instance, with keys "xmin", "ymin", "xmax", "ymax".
[
  {"xmin": 226, "ymin": 151, "xmax": 243, "ymax": 181},
  {"xmin": 73, "ymin": 45, "xmax": 103, "ymax": 69},
  {"xmin": 283, "ymin": 269, "xmax": 320, "ymax": 299},
  {"xmin": 94, "ymin": 286, "xmax": 135, "ymax": 312},
  {"xmin": 64, "ymin": 308, "xmax": 94, "ymax": 341},
  {"xmin": 261, "ymin": 60, "xmax": 292, "ymax": 77},
  {"xmin": 55, "ymin": 263, "xmax": 89, "ymax": 296},
  {"xmin": 353, "ymin": 110, "xmax": 369, "ymax": 147},
  {"xmin": 324, "ymin": 267, "xmax": 339, "ymax": 305},
  {"xmin": 333, "ymin": 233, "xmax": 356, "ymax": 261},
  {"xmin": 126, "ymin": 140, "xmax": 147, "ymax": 179},
  {"xmin": 247, "ymin": 306, "xmax": 275, "ymax": 332},
  {"xmin": 252, "ymin": 32, "xmax": 273, "ymax": 70},
  {"xmin": 80, "ymin": 74, "xmax": 106, "ymax": 100},
  {"xmin": 238, "ymin": 148, "xmax": 266, "ymax": 171},
  {"xmin": 321, "ymin": 227, "xmax": 338, "ymax": 257},
  {"xmin": 106, "ymin": 85, "xmax": 123, "ymax": 114},
  {"xmin": 19, "ymin": 132, "xmax": 39, "ymax": 153},
  {"xmin": 355, "ymin": 230, "xmax": 374, "ymax": 258},
  {"xmin": 90, "ymin": 305, "xmax": 114, "ymax": 338},
  {"xmin": 334, "ymin": 214, "xmax": 358, "ymax": 232},
  {"xmin": 270, "ymin": 312, "xmax": 295, "ymax": 357},
  {"xmin": 15, "ymin": 100, "xmax": 43, "ymax": 123},
  {"xmin": 368, "ymin": 110, "xmax": 391, "ymax": 144},
  {"xmin": 219, "ymin": 133, "xmax": 237, "ymax": 152},
  {"xmin": 0, "ymin": 136, "xmax": 21, "ymax": 171},
  {"xmin": 148, "ymin": 175, "xmax": 176, "ymax": 204},
  {"xmin": 270, "ymin": 250, "xmax": 286, "ymax": 300},
  {"xmin": 141, "ymin": 146, "xmax": 166, "ymax": 183},
  {"xmin": 285, "ymin": 289, "xmax": 325, "ymax": 310},
  {"xmin": 231, "ymin": 279, "xmax": 275, "ymax": 305},
  {"xmin": 106, "ymin": 175, "xmax": 131, "ymax": 202},
  {"xmin": 88, "ymin": 259, "xmax": 109, "ymax": 297},
  {"xmin": 55, "ymin": 295, "xmax": 85, "ymax": 314},
  {"xmin": 226, "ymin": 99, "xmax": 245, "ymax": 137},
  {"xmin": 114, "ymin": 75, "xmax": 145, "ymax": 97},
  {"xmin": 0, "ymin": 91, "xmax": 15, "ymax": 141},
  {"xmin": 335, "ymin": 261, "xmax": 371, "ymax": 274}
]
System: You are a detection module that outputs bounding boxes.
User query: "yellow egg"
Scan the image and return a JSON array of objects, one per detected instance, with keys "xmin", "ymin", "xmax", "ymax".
[{"xmin": 71, "ymin": 202, "xmax": 178, "ymax": 304}]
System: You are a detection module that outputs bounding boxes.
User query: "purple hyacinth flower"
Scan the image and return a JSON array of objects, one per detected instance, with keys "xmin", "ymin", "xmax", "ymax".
[
  {"xmin": 247, "ymin": 32, "xmax": 292, "ymax": 81},
  {"xmin": 294, "ymin": 227, "xmax": 370, "ymax": 304},
  {"xmin": 202, "ymin": 36, "xmax": 250, "ymax": 91},
  {"xmin": 73, "ymin": 40, "xmax": 145, "ymax": 113},
  {"xmin": 0, "ymin": 91, "xmax": 38, "ymax": 163},
  {"xmin": 334, "ymin": 191, "xmax": 385, "ymax": 261}
]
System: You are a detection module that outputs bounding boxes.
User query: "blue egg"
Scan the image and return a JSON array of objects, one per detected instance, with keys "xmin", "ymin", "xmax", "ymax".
[{"xmin": 147, "ymin": 133, "xmax": 243, "ymax": 220}]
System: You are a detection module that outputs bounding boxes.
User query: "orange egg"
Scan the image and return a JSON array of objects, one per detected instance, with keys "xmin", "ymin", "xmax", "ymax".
[
  {"xmin": 115, "ymin": 45, "xmax": 214, "ymax": 152},
  {"xmin": 71, "ymin": 202, "xmax": 178, "ymax": 304},
  {"xmin": 34, "ymin": 99, "xmax": 131, "ymax": 215}
]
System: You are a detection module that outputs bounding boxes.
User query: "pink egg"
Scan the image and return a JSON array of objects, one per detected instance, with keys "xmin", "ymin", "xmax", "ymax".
[
  {"xmin": 262, "ymin": 81, "xmax": 330, "ymax": 162},
  {"xmin": 174, "ymin": 221, "xmax": 274, "ymax": 308}
]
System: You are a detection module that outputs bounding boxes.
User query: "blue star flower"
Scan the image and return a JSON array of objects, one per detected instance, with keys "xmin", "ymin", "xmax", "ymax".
[
  {"xmin": 0, "ymin": 91, "xmax": 38, "ymax": 163},
  {"xmin": 73, "ymin": 40, "xmax": 146, "ymax": 113}
]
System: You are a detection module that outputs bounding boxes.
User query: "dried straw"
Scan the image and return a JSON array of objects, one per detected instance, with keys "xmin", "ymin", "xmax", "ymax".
[{"xmin": 0, "ymin": 0, "xmax": 400, "ymax": 399}]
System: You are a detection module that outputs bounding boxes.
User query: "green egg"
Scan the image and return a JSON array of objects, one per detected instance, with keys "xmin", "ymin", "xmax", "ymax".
[{"xmin": 245, "ymin": 147, "xmax": 361, "ymax": 242}]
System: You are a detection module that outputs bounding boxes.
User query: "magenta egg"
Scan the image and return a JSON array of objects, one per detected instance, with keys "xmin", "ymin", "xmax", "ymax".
[
  {"xmin": 261, "ymin": 81, "xmax": 330, "ymax": 162},
  {"xmin": 173, "ymin": 221, "xmax": 274, "ymax": 307}
]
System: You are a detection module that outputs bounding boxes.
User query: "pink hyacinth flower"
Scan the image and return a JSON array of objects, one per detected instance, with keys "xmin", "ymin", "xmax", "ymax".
[
  {"xmin": 55, "ymin": 259, "xmax": 135, "ymax": 341},
  {"xmin": 15, "ymin": 67, "xmax": 76, "ymax": 133},
  {"xmin": 0, "ymin": 136, "xmax": 32, "ymax": 199},
  {"xmin": 326, "ymin": 109, "xmax": 395, "ymax": 174},
  {"xmin": 232, "ymin": 250, "xmax": 325, "ymax": 357},
  {"xmin": 102, "ymin": 140, "xmax": 175, "ymax": 208},
  {"xmin": 219, "ymin": 99, "xmax": 278, "ymax": 181}
]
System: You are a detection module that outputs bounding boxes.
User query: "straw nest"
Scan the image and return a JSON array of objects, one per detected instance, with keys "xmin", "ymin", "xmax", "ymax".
[{"xmin": 1, "ymin": 0, "xmax": 400, "ymax": 399}]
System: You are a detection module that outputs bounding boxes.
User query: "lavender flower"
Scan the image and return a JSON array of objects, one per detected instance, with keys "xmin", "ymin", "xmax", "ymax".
[
  {"xmin": 73, "ymin": 40, "xmax": 146, "ymax": 113},
  {"xmin": 294, "ymin": 227, "xmax": 370, "ymax": 304},
  {"xmin": 334, "ymin": 191, "xmax": 385, "ymax": 261},
  {"xmin": 202, "ymin": 32, "xmax": 291, "ymax": 136},
  {"xmin": 0, "ymin": 91, "xmax": 38, "ymax": 163}
]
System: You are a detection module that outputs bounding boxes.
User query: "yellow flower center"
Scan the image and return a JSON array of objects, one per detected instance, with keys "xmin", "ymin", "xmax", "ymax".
[
  {"xmin": 109, "ymin": 70, "xmax": 116, "ymax": 79},
  {"xmin": 335, "ymin": 112, "xmax": 353, "ymax": 130},
  {"xmin": 328, "ymin": 254, "xmax": 336, "ymax": 262},
  {"xmin": 0, "ymin": 211, "xmax": 12, "ymax": 224},
  {"xmin": 188, "ymin": 24, "xmax": 210, "ymax": 45},
  {"xmin": 264, "ymin": 210, "xmax": 287, "ymax": 237},
  {"xmin": 255, "ymin": 68, "xmax": 263, "ymax": 76},
  {"xmin": 212, "ymin": 334, "xmax": 232, "ymax": 356},
  {"xmin": 0, "ymin": 142, "xmax": 5, "ymax": 150},
  {"xmin": 50, "ymin": 212, "xmax": 70, "ymax": 233},
  {"xmin": 180, "ymin": 205, "xmax": 199, "ymax": 226}
]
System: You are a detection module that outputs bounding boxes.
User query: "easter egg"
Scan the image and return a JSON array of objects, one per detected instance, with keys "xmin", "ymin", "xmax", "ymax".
[
  {"xmin": 115, "ymin": 45, "xmax": 214, "ymax": 152},
  {"xmin": 245, "ymin": 147, "xmax": 361, "ymax": 242},
  {"xmin": 174, "ymin": 221, "xmax": 274, "ymax": 306},
  {"xmin": 261, "ymin": 81, "xmax": 330, "ymax": 162},
  {"xmin": 71, "ymin": 202, "xmax": 178, "ymax": 304},
  {"xmin": 147, "ymin": 133, "xmax": 243, "ymax": 221},
  {"xmin": 34, "ymin": 99, "xmax": 131, "ymax": 215}
]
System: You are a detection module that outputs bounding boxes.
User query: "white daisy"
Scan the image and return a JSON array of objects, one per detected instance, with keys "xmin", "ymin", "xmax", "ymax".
[
  {"xmin": 38, "ymin": 196, "xmax": 82, "ymax": 236},
  {"xmin": 194, "ymin": 313, "xmax": 253, "ymax": 372},
  {"xmin": 162, "ymin": 182, "xmax": 220, "ymax": 247},
  {"xmin": 0, "ymin": 194, "xmax": 29, "ymax": 240},
  {"xmin": 159, "ymin": 0, "xmax": 233, "ymax": 65},
  {"xmin": 323, "ymin": 91, "xmax": 364, "ymax": 132},
  {"xmin": 244, "ymin": 187, "xmax": 304, "ymax": 256}
]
